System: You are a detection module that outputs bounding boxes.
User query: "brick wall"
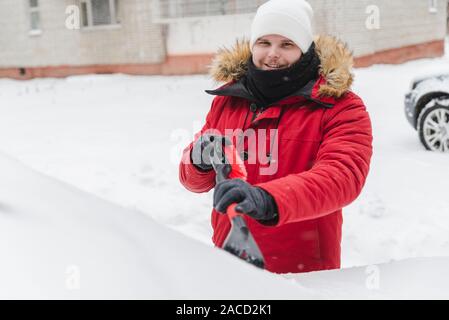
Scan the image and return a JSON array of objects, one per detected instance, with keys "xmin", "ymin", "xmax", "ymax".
[
  {"xmin": 311, "ymin": 0, "xmax": 447, "ymax": 57},
  {"xmin": 162, "ymin": 0, "xmax": 447, "ymax": 58},
  {"xmin": 0, "ymin": 0, "xmax": 447, "ymax": 79},
  {"xmin": 447, "ymin": 0, "xmax": 449, "ymax": 32},
  {"xmin": 0, "ymin": 0, "xmax": 165, "ymax": 68}
]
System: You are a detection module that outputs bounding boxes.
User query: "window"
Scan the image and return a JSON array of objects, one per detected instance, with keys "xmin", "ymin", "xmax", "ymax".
[
  {"xmin": 81, "ymin": 0, "xmax": 120, "ymax": 28},
  {"xmin": 28, "ymin": 0, "xmax": 41, "ymax": 34},
  {"xmin": 155, "ymin": 0, "xmax": 267, "ymax": 20},
  {"xmin": 429, "ymin": 0, "xmax": 438, "ymax": 13}
]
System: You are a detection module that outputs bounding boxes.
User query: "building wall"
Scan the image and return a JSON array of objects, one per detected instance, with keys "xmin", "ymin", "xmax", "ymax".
[
  {"xmin": 165, "ymin": 0, "xmax": 447, "ymax": 59},
  {"xmin": 447, "ymin": 0, "xmax": 449, "ymax": 32},
  {"xmin": 0, "ymin": 0, "xmax": 447, "ymax": 79},
  {"xmin": 165, "ymin": 14, "xmax": 254, "ymax": 55},
  {"xmin": 0, "ymin": 0, "xmax": 165, "ymax": 68},
  {"xmin": 313, "ymin": 0, "xmax": 446, "ymax": 57}
]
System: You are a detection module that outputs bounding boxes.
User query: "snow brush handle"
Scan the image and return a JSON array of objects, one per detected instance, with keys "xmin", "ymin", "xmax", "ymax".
[
  {"xmin": 216, "ymin": 142, "xmax": 265, "ymax": 269},
  {"xmin": 223, "ymin": 144, "xmax": 247, "ymax": 181},
  {"xmin": 215, "ymin": 143, "xmax": 248, "ymax": 218}
]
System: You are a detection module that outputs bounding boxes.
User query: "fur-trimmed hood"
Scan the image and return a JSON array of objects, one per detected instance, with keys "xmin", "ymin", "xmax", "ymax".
[{"xmin": 208, "ymin": 35, "xmax": 354, "ymax": 99}]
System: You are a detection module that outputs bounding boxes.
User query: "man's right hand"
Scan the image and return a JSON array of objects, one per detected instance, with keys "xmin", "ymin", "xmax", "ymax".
[{"xmin": 190, "ymin": 134, "xmax": 231, "ymax": 172}]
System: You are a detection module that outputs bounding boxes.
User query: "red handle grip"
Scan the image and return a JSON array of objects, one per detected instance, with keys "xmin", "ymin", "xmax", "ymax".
[
  {"xmin": 222, "ymin": 144, "xmax": 248, "ymax": 219},
  {"xmin": 225, "ymin": 203, "xmax": 240, "ymax": 219},
  {"xmin": 223, "ymin": 144, "xmax": 247, "ymax": 181}
]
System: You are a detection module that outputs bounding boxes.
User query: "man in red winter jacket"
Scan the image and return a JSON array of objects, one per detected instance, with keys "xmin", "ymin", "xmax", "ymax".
[{"xmin": 179, "ymin": 0, "xmax": 373, "ymax": 274}]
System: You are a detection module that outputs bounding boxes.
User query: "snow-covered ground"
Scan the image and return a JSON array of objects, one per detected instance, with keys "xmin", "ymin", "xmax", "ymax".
[
  {"xmin": 0, "ymin": 152, "xmax": 313, "ymax": 299},
  {"xmin": 1, "ymin": 151, "xmax": 448, "ymax": 299},
  {"xmin": 0, "ymin": 51, "xmax": 449, "ymax": 273}
]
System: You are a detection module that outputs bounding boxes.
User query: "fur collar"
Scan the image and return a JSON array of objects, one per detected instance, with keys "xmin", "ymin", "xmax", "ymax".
[{"xmin": 208, "ymin": 35, "xmax": 354, "ymax": 98}]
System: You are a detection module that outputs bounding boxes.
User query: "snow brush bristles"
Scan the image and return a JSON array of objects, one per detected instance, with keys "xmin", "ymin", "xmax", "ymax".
[{"xmin": 212, "ymin": 142, "xmax": 265, "ymax": 269}]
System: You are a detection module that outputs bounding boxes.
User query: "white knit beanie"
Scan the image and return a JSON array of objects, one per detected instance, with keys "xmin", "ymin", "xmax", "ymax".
[{"xmin": 250, "ymin": 0, "xmax": 314, "ymax": 53}]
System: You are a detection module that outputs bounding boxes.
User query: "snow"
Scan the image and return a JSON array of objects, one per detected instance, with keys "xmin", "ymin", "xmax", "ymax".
[
  {"xmin": 345, "ymin": 54, "xmax": 449, "ymax": 267},
  {"xmin": 288, "ymin": 257, "xmax": 449, "ymax": 299},
  {"xmin": 0, "ymin": 152, "xmax": 311, "ymax": 299},
  {"xmin": 0, "ymin": 75, "xmax": 215, "ymax": 245},
  {"xmin": 410, "ymin": 75, "xmax": 449, "ymax": 105},
  {"xmin": 1, "ymin": 49, "xmax": 449, "ymax": 298},
  {"xmin": 1, "ymin": 151, "xmax": 448, "ymax": 299}
]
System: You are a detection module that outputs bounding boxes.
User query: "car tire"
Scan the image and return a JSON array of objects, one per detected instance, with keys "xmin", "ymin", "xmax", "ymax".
[{"xmin": 417, "ymin": 98, "xmax": 449, "ymax": 152}]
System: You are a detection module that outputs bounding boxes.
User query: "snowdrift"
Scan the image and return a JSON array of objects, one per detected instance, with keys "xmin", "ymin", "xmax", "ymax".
[
  {"xmin": 0, "ymin": 153, "xmax": 448, "ymax": 299},
  {"xmin": 0, "ymin": 153, "xmax": 313, "ymax": 299}
]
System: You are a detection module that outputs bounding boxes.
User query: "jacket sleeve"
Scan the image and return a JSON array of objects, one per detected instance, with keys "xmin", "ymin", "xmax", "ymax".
[
  {"xmin": 179, "ymin": 95, "xmax": 225, "ymax": 193},
  {"xmin": 256, "ymin": 94, "xmax": 373, "ymax": 225}
]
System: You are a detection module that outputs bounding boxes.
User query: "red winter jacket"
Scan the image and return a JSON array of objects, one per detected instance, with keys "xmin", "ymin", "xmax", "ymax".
[{"xmin": 179, "ymin": 35, "xmax": 373, "ymax": 274}]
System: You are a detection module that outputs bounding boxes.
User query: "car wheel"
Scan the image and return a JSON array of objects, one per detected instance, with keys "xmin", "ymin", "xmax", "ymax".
[{"xmin": 417, "ymin": 98, "xmax": 449, "ymax": 152}]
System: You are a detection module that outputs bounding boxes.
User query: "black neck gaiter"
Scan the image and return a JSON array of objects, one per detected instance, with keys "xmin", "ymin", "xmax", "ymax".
[{"xmin": 245, "ymin": 42, "xmax": 320, "ymax": 108}]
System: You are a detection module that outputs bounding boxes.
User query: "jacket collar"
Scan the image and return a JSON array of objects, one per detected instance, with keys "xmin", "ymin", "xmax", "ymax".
[
  {"xmin": 205, "ymin": 76, "xmax": 334, "ymax": 109},
  {"xmin": 205, "ymin": 35, "xmax": 355, "ymax": 108}
]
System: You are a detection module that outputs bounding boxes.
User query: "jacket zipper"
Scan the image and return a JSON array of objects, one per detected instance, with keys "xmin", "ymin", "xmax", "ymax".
[
  {"xmin": 250, "ymin": 105, "xmax": 265, "ymax": 123},
  {"xmin": 251, "ymin": 109, "xmax": 258, "ymax": 123}
]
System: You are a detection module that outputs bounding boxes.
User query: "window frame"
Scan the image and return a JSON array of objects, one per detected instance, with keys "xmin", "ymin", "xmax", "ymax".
[
  {"xmin": 28, "ymin": 0, "xmax": 42, "ymax": 36},
  {"xmin": 428, "ymin": 0, "xmax": 438, "ymax": 14},
  {"xmin": 152, "ymin": 0, "xmax": 265, "ymax": 23},
  {"xmin": 80, "ymin": 0, "xmax": 121, "ymax": 30}
]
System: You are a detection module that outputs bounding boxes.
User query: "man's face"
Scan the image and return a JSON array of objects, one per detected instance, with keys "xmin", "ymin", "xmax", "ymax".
[{"xmin": 252, "ymin": 34, "xmax": 303, "ymax": 71}]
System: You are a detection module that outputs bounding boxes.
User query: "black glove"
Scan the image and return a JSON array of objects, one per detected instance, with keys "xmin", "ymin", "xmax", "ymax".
[
  {"xmin": 213, "ymin": 179, "xmax": 279, "ymax": 224},
  {"xmin": 191, "ymin": 134, "xmax": 231, "ymax": 172}
]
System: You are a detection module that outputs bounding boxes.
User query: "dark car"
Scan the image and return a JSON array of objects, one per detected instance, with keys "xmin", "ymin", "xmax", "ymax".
[{"xmin": 405, "ymin": 73, "xmax": 449, "ymax": 152}]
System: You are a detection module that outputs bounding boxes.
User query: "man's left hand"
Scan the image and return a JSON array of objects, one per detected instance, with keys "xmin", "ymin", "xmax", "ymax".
[{"xmin": 213, "ymin": 179, "xmax": 278, "ymax": 224}]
